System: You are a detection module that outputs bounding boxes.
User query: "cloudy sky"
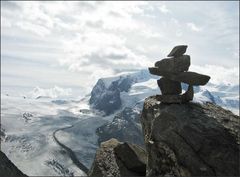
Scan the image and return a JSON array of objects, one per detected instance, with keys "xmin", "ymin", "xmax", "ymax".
[{"xmin": 1, "ymin": 1, "xmax": 239, "ymax": 96}]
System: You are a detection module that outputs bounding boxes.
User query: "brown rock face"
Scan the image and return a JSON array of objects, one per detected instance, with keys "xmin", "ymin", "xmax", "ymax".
[{"xmin": 141, "ymin": 96, "xmax": 240, "ymax": 177}]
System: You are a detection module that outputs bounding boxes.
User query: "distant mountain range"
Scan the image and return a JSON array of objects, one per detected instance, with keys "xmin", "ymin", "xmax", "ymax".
[{"xmin": 89, "ymin": 69, "xmax": 239, "ymax": 116}]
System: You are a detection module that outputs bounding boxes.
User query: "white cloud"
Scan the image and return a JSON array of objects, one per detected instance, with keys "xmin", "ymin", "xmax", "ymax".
[
  {"xmin": 190, "ymin": 65, "xmax": 239, "ymax": 85},
  {"xmin": 29, "ymin": 86, "xmax": 72, "ymax": 99},
  {"xmin": 187, "ymin": 22, "xmax": 202, "ymax": 32},
  {"xmin": 1, "ymin": 1, "xmax": 239, "ymax": 91},
  {"xmin": 158, "ymin": 4, "xmax": 170, "ymax": 14}
]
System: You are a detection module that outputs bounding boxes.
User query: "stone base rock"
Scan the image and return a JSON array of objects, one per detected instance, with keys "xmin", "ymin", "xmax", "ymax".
[{"xmin": 157, "ymin": 78, "xmax": 182, "ymax": 95}]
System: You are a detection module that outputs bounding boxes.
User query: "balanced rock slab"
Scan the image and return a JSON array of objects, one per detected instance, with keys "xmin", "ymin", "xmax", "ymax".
[
  {"xmin": 148, "ymin": 69, "xmax": 210, "ymax": 86},
  {"xmin": 167, "ymin": 45, "xmax": 188, "ymax": 57},
  {"xmin": 155, "ymin": 55, "xmax": 190, "ymax": 73},
  {"xmin": 157, "ymin": 78, "xmax": 182, "ymax": 95}
]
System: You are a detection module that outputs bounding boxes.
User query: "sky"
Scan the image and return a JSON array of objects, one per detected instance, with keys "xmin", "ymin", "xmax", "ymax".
[{"xmin": 1, "ymin": 1, "xmax": 239, "ymax": 96}]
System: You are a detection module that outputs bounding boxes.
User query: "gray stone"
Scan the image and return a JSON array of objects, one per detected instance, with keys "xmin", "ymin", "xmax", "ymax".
[
  {"xmin": 157, "ymin": 78, "xmax": 182, "ymax": 95},
  {"xmin": 141, "ymin": 96, "xmax": 240, "ymax": 176},
  {"xmin": 155, "ymin": 55, "xmax": 190, "ymax": 73},
  {"xmin": 167, "ymin": 45, "xmax": 188, "ymax": 57},
  {"xmin": 148, "ymin": 69, "xmax": 210, "ymax": 86}
]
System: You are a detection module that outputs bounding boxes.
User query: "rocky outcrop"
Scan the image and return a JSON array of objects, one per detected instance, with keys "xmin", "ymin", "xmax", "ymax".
[
  {"xmin": 0, "ymin": 151, "xmax": 28, "ymax": 177},
  {"xmin": 96, "ymin": 107, "xmax": 144, "ymax": 146},
  {"xmin": 141, "ymin": 96, "xmax": 240, "ymax": 176},
  {"xmin": 88, "ymin": 138, "xmax": 146, "ymax": 177},
  {"xmin": 90, "ymin": 76, "xmax": 133, "ymax": 115}
]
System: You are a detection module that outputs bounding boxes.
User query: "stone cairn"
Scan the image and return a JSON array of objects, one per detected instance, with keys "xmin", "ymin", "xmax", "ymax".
[{"xmin": 149, "ymin": 45, "xmax": 210, "ymax": 103}]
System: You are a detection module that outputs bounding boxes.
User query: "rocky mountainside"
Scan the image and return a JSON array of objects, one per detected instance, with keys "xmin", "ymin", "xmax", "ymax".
[
  {"xmin": 89, "ymin": 96, "xmax": 239, "ymax": 176},
  {"xmin": 96, "ymin": 107, "xmax": 144, "ymax": 146},
  {"xmin": 0, "ymin": 151, "xmax": 28, "ymax": 177},
  {"xmin": 141, "ymin": 96, "xmax": 240, "ymax": 176}
]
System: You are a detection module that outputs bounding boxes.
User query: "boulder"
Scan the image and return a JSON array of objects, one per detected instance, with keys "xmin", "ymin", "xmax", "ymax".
[
  {"xmin": 88, "ymin": 139, "xmax": 147, "ymax": 177},
  {"xmin": 148, "ymin": 69, "xmax": 210, "ymax": 86},
  {"xmin": 167, "ymin": 45, "xmax": 188, "ymax": 57},
  {"xmin": 141, "ymin": 96, "xmax": 240, "ymax": 176},
  {"xmin": 155, "ymin": 55, "xmax": 190, "ymax": 73},
  {"xmin": 114, "ymin": 142, "xmax": 147, "ymax": 175},
  {"xmin": 157, "ymin": 77, "xmax": 182, "ymax": 95}
]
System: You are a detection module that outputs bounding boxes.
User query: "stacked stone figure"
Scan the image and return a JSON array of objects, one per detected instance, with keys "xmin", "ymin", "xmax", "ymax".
[{"xmin": 149, "ymin": 45, "xmax": 210, "ymax": 103}]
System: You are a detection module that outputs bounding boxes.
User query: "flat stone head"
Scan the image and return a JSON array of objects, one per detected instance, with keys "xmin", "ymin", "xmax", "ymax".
[{"xmin": 167, "ymin": 45, "xmax": 188, "ymax": 57}]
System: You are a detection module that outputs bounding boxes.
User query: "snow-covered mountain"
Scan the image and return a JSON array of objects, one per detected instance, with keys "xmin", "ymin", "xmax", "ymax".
[{"xmin": 1, "ymin": 69, "xmax": 239, "ymax": 176}]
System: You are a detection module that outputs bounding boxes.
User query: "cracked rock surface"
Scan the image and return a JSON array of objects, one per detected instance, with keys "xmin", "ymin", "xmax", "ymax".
[{"xmin": 141, "ymin": 96, "xmax": 240, "ymax": 177}]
